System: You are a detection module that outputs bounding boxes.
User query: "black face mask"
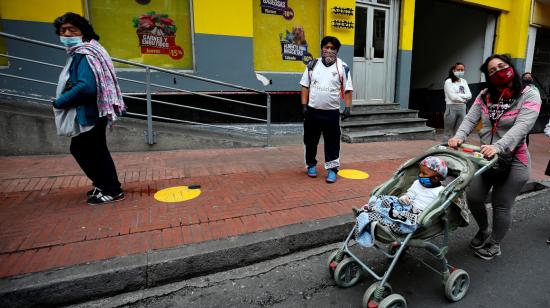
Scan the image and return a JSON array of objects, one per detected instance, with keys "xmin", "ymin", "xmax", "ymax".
[{"xmin": 522, "ymin": 79, "xmax": 533, "ymax": 85}]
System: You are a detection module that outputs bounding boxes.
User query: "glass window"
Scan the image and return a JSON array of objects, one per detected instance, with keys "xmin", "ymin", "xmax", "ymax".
[
  {"xmin": 376, "ymin": 0, "xmax": 391, "ymax": 5},
  {"xmin": 88, "ymin": 0, "xmax": 193, "ymax": 69},
  {"xmin": 354, "ymin": 6, "xmax": 367, "ymax": 57},
  {"xmin": 373, "ymin": 9, "xmax": 385, "ymax": 58},
  {"xmin": 253, "ymin": 0, "xmax": 321, "ymax": 72}
]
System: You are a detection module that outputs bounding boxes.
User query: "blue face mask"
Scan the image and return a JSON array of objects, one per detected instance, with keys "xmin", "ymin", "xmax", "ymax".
[
  {"xmin": 418, "ymin": 176, "xmax": 433, "ymax": 188},
  {"xmin": 453, "ymin": 71, "xmax": 464, "ymax": 78},
  {"xmin": 59, "ymin": 36, "xmax": 83, "ymax": 47}
]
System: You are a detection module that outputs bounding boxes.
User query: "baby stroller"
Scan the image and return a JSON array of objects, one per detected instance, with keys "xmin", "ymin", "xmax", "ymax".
[{"xmin": 326, "ymin": 144, "xmax": 497, "ymax": 308}]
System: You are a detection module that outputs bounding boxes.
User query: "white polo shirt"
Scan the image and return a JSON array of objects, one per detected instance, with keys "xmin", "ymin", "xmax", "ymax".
[{"xmin": 300, "ymin": 58, "xmax": 353, "ymax": 110}]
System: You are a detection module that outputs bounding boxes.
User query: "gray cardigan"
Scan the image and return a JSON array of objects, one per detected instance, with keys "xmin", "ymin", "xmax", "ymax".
[{"xmin": 454, "ymin": 86, "xmax": 541, "ymax": 164}]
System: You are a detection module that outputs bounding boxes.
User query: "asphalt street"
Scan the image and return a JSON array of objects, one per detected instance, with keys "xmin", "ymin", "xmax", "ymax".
[{"xmin": 72, "ymin": 188, "xmax": 550, "ymax": 308}]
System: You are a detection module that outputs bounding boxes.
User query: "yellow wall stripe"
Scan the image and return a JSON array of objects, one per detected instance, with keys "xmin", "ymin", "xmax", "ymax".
[
  {"xmin": 193, "ymin": 0, "xmax": 253, "ymax": 37},
  {"xmin": 399, "ymin": 0, "xmax": 415, "ymax": 51},
  {"xmin": 0, "ymin": 0, "xmax": 84, "ymax": 23},
  {"xmin": 455, "ymin": 0, "xmax": 511, "ymax": 12},
  {"xmin": 494, "ymin": 0, "xmax": 531, "ymax": 58}
]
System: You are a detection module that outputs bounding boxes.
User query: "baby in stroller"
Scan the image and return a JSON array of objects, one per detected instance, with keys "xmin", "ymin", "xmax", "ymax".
[{"xmin": 356, "ymin": 156, "xmax": 448, "ymax": 246}]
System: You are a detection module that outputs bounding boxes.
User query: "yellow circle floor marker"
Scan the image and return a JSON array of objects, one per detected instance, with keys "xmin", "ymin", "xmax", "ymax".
[
  {"xmin": 154, "ymin": 186, "xmax": 201, "ymax": 203},
  {"xmin": 338, "ymin": 169, "xmax": 369, "ymax": 180}
]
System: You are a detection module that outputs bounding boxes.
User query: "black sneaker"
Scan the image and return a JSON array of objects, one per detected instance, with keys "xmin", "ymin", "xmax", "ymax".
[
  {"xmin": 87, "ymin": 187, "xmax": 102, "ymax": 197},
  {"xmin": 87, "ymin": 191, "xmax": 125, "ymax": 205},
  {"xmin": 474, "ymin": 241, "xmax": 501, "ymax": 260},
  {"xmin": 470, "ymin": 230, "xmax": 491, "ymax": 249}
]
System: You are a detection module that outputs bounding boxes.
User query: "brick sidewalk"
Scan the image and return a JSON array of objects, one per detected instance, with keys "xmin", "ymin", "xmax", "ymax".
[{"xmin": 0, "ymin": 136, "xmax": 548, "ymax": 278}]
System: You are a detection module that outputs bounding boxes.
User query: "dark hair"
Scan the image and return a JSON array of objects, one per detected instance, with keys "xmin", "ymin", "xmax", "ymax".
[
  {"xmin": 54, "ymin": 12, "xmax": 99, "ymax": 41},
  {"xmin": 480, "ymin": 54, "xmax": 521, "ymax": 99},
  {"xmin": 521, "ymin": 72, "xmax": 532, "ymax": 80},
  {"xmin": 320, "ymin": 36, "xmax": 341, "ymax": 51},
  {"xmin": 447, "ymin": 62, "xmax": 464, "ymax": 83}
]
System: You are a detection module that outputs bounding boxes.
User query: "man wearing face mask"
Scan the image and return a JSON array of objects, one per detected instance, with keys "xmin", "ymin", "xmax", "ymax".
[
  {"xmin": 53, "ymin": 12, "xmax": 126, "ymax": 205},
  {"xmin": 299, "ymin": 36, "xmax": 353, "ymax": 183},
  {"xmin": 443, "ymin": 62, "xmax": 471, "ymax": 142}
]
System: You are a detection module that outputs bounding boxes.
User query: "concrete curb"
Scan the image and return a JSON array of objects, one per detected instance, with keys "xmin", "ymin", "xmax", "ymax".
[
  {"xmin": 1, "ymin": 181, "xmax": 548, "ymax": 307},
  {"xmin": 0, "ymin": 214, "xmax": 355, "ymax": 307}
]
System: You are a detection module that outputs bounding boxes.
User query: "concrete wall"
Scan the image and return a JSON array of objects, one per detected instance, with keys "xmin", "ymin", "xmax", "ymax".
[{"xmin": 0, "ymin": 99, "xmax": 271, "ymax": 156}]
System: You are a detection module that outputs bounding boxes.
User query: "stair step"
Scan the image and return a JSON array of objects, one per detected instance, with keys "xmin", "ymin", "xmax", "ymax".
[
  {"xmin": 351, "ymin": 102, "xmax": 400, "ymax": 112},
  {"xmin": 342, "ymin": 126, "xmax": 435, "ymax": 143},
  {"xmin": 347, "ymin": 109, "xmax": 418, "ymax": 121},
  {"xmin": 341, "ymin": 117, "xmax": 427, "ymax": 132}
]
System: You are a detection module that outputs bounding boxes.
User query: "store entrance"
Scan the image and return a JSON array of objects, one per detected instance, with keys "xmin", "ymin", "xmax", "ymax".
[{"xmin": 352, "ymin": 0, "xmax": 392, "ymax": 103}]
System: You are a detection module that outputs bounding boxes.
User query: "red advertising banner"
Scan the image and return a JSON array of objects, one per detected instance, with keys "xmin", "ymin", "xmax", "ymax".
[{"xmin": 133, "ymin": 11, "xmax": 183, "ymax": 60}]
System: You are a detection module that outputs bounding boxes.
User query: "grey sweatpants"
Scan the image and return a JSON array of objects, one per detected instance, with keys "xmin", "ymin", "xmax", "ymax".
[
  {"xmin": 466, "ymin": 158, "xmax": 530, "ymax": 243},
  {"xmin": 443, "ymin": 104, "xmax": 466, "ymax": 142}
]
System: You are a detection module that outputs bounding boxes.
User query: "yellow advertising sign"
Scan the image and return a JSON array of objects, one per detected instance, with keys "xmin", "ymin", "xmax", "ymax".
[
  {"xmin": 89, "ymin": 0, "xmax": 193, "ymax": 69},
  {"xmin": 0, "ymin": 22, "xmax": 7, "ymax": 66},
  {"xmin": 253, "ymin": 0, "xmax": 321, "ymax": 72}
]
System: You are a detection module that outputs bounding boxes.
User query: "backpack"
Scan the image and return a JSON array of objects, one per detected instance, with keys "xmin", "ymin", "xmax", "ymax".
[{"xmin": 307, "ymin": 58, "xmax": 349, "ymax": 100}]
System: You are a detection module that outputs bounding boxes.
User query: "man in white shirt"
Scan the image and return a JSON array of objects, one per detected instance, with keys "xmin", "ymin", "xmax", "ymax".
[{"xmin": 300, "ymin": 36, "xmax": 353, "ymax": 183}]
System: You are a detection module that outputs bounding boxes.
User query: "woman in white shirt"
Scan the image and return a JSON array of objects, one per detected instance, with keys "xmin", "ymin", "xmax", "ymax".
[{"xmin": 443, "ymin": 62, "xmax": 471, "ymax": 142}]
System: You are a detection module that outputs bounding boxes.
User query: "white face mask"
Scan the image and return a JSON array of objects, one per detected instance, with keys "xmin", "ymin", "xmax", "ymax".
[
  {"xmin": 59, "ymin": 36, "xmax": 83, "ymax": 47},
  {"xmin": 453, "ymin": 71, "xmax": 465, "ymax": 78}
]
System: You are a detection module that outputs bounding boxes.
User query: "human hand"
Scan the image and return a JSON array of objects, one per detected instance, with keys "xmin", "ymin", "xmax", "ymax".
[
  {"xmin": 341, "ymin": 107, "xmax": 351, "ymax": 121},
  {"xmin": 302, "ymin": 105, "xmax": 308, "ymax": 118},
  {"xmin": 399, "ymin": 195, "xmax": 411, "ymax": 205},
  {"xmin": 447, "ymin": 137, "xmax": 463, "ymax": 148},
  {"xmin": 480, "ymin": 145, "xmax": 499, "ymax": 158}
]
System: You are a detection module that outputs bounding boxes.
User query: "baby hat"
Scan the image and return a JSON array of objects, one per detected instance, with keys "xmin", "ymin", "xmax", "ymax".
[{"xmin": 420, "ymin": 156, "xmax": 448, "ymax": 178}]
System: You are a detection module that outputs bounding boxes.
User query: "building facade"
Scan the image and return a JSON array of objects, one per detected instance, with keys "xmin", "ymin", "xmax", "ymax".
[{"xmin": 0, "ymin": 0, "xmax": 547, "ymax": 126}]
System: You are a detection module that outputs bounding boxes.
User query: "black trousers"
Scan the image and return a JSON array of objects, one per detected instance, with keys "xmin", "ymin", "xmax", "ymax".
[
  {"xmin": 303, "ymin": 106, "xmax": 341, "ymax": 171},
  {"xmin": 70, "ymin": 117, "xmax": 122, "ymax": 195}
]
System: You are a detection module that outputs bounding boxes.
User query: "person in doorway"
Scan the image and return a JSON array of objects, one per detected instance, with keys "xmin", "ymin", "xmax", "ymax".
[
  {"xmin": 443, "ymin": 62, "xmax": 472, "ymax": 142},
  {"xmin": 521, "ymin": 72, "xmax": 538, "ymax": 91},
  {"xmin": 300, "ymin": 36, "xmax": 353, "ymax": 183},
  {"xmin": 520, "ymin": 72, "xmax": 539, "ymax": 146},
  {"xmin": 448, "ymin": 54, "xmax": 541, "ymax": 260},
  {"xmin": 53, "ymin": 12, "xmax": 126, "ymax": 205},
  {"xmin": 546, "ymin": 118, "xmax": 550, "ymax": 245}
]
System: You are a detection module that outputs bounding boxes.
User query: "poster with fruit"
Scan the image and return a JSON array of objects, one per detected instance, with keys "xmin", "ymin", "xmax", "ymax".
[
  {"xmin": 133, "ymin": 11, "xmax": 183, "ymax": 60},
  {"xmin": 89, "ymin": 0, "xmax": 192, "ymax": 69},
  {"xmin": 253, "ymin": 0, "xmax": 320, "ymax": 72}
]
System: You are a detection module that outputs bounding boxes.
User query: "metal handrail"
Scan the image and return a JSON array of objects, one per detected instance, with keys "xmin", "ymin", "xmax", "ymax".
[{"xmin": 0, "ymin": 31, "xmax": 272, "ymax": 146}]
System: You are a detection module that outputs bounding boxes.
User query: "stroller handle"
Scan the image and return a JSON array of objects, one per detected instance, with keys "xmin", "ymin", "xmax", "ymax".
[{"xmin": 429, "ymin": 143, "xmax": 498, "ymax": 169}]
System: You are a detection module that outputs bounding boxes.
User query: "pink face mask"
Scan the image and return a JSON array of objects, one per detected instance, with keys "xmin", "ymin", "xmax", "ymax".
[{"xmin": 489, "ymin": 67, "xmax": 515, "ymax": 86}]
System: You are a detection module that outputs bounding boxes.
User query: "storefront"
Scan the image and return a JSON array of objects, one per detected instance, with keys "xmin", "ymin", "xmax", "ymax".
[{"xmin": 0, "ymin": 0, "xmax": 544, "ymax": 124}]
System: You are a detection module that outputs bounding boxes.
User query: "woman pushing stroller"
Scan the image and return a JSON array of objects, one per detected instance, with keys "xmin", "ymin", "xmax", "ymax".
[{"xmin": 448, "ymin": 54, "xmax": 541, "ymax": 260}]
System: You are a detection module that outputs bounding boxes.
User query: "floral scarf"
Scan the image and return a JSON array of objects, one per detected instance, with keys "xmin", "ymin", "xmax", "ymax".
[{"xmin": 68, "ymin": 40, "xmax": 126, "ymax": 124}]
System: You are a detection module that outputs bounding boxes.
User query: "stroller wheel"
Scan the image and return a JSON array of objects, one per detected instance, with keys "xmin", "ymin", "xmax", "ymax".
[
  {"xmin": 362, "ymin": 282, "xmax": 392, "ymax": 308},
  {"xmin": 444, "ymin": 269, "xmax": 470, "ymax": 301},
  {"xmin": 333, "ymin": 257, "xmax": 363, "ymax": 288},
  {"xmin": 327, "ymin": 250, "xmax": 345, "ymax": 277},
  {"xmin": 378, "ymin": 293, "xmax": 407, "ymax": 308}
]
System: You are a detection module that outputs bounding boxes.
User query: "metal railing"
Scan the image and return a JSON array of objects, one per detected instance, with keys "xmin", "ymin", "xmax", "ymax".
[{"xmin": 0, "ymin": 32, "xmax": 272, "ymax": 146}]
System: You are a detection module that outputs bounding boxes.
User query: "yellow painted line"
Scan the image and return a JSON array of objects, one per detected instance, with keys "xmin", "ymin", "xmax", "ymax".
[
  {"xmin": 154, "ymin": 186, "xmax": 201, "ymax": 203},
  {"xmin": 338, "ymin": 169, "xmax": 369, "ymax": 180}
]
